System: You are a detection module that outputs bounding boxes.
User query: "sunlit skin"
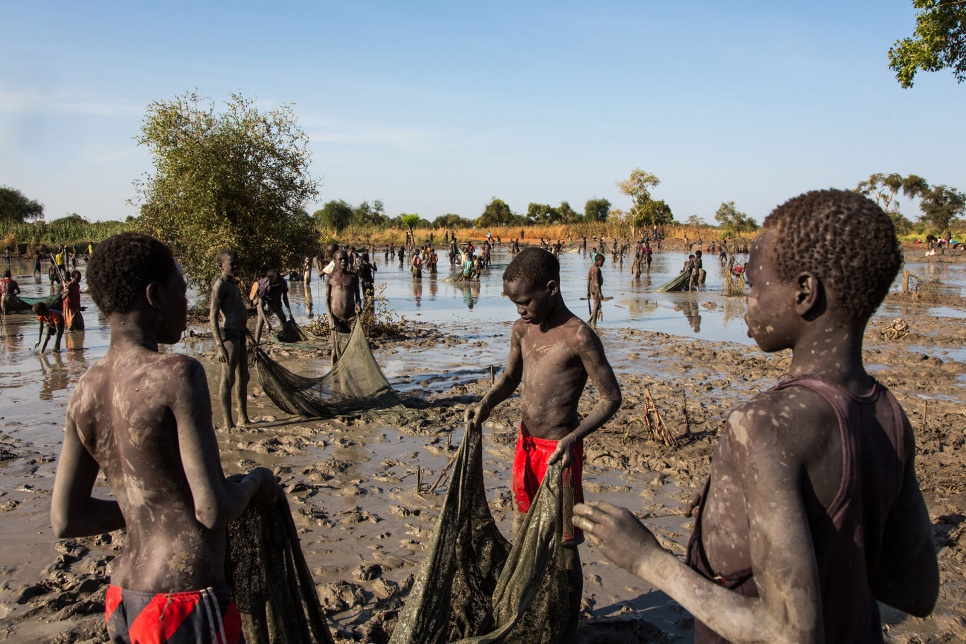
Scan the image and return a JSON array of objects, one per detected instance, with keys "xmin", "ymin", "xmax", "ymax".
[
  {"xmin": 465, "ymin": 271, "xmax": 621, "ymax": 640},
  {"xmin": 587, "ymin": 254, "xmax": 605, "ymax": 327},
  {"xmin": 326, "ymin": 250, "xmax": 362, "ymax": 328},
  {"xmin": 210, "ymin": 251, "xmax": 251, "ymax": 428},
  {"xmin": 51, "ymin": 260, "xmax": 283, "ymax": 594},
  {"xmin": 574, "ymin": 229, "xmax": 938, "ymax": 642}
]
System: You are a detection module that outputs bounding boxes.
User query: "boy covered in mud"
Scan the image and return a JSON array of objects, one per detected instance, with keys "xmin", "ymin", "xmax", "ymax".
[
  {"xmin": 574, "ymin": 189, "xmax": 938, "ymax": 642},
  {"xmin": 325, "ymin": 249, "xmax": 361, "ymax": 334},
  {"xmin": 586, "ymin": 253, "xmax": 605, "ymax": 327},
  {"xmin": 253, "ymin": 268, "xmax": 292, "ymax": 345},
  {"xmin": 465, "ymin": 247, "xmax": 622, "ymax": 640},
  {"xmin": 210, "ymin": 250, "xmax": 251, "ymax": 429},
  {"xmin": 51, "ymin": 232, "xmax": 282, "ymax": 643}
]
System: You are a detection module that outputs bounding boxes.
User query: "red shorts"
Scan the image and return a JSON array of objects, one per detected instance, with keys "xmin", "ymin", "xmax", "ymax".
[
  {"xmin": 512, "ymin": 425, "xmax": 584, "ymax": 546},
  {"xmin": 105, "ymin": 584, "xmax": 242, "ymax": 644}
]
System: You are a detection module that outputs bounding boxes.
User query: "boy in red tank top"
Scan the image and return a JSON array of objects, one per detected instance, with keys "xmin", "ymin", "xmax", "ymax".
[{"xmin": 575, "ymin": 189, "xmax": 938, "ymax": 642}]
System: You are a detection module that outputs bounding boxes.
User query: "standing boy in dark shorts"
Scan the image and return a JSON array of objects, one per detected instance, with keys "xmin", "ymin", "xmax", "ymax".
[
  {"xmin": 51, "ymin": 232, "xmax": 282, "ymax": 644},
  {"xmin": 210, "ymin": 250, "xmax": 251, "ymax": 429},
  {"xmin": 575, "ymin": 189, "xmax": 938, "ymax": 642},
  {"xmin": 465, "ymin": 247, "xmax": 622, "ymax": 640},
  {"xmin": 586, "ymin": 253, "xmax": 605, "ymax": 327}
]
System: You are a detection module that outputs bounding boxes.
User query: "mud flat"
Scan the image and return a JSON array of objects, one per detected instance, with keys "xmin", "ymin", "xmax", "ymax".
[{"xmin": 0, "ymin": 250, "xmax": 964, "ymax": 642}]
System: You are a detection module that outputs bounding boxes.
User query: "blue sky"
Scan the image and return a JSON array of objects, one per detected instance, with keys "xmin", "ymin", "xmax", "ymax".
[{"xmin": 1, "ymin": 1, "xmax": 962, "ymax": 224}]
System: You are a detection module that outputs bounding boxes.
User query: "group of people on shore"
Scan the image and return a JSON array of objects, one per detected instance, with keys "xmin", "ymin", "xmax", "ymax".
[{"xmin": 48, "ymin": 189, "xmax": 938, "ymax": 643}]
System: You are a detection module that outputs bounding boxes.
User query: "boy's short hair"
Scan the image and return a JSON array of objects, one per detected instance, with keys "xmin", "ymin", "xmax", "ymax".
[
  {"xmin": 3, "ymin": 270, "xmax": 10, "ymax": 278},
  {"xmin": 763, "ymin": 189, "xmax": 902, "ymax": 324},
  {"xmin": 503, "ymin": 247, "xmax": 560, "ymax": 286},
  {"xmin": 87, "ymin": 232, "xmax": 176, "ymax": 315},
  {"xmin": 32, "ymin": 302, "xmax": 47, "ymax": 315},
  {"xmin": 216, "ymin": 249, "xmax": 236, "ymax": 264}
]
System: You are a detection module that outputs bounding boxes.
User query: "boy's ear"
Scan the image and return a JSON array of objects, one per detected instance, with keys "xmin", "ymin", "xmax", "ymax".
[
  {"xmin": 546, "ymin": 279, "xmax": 559, "ymax": 295},
  {"xmin": 145, "ymin": 282, "xmax": 162, "ymax": 311},
  {"xmin": 794, "ymin": 272, "xmax": 824, "ymax": 319}
]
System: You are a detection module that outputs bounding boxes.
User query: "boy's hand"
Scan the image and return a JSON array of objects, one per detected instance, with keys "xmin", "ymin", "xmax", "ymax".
[
  {"xmin": 548, "ymin": 433, "xmax": 576, "ymax": 467},
  {"xmin": 218, "ymin": 346, "xmax": 230, "ymax": 363},
  {"xmin": 464, "ymin": 404, "xmax": 489, "ymax": 429},
  {"xmin": 249, "ymin": 467, "xmax": 284, "ymax": 507},
  {"xmin": 684, "ymin": 490, "xmax": 703, "ymax": 518},
  {"xmin": 573, "ymin": 501, "xmax": 662, "ymax": 579}
]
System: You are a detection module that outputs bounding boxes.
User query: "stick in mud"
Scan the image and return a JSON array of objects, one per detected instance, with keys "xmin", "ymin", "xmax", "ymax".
[{"xmin": 427, "ymin": 449, "xmax": 460, "ymax": 494}]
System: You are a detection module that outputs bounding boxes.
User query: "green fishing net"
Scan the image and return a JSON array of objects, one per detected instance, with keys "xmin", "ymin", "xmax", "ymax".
[
  {"xmin": 227, "ymin": 494, "xmax": 335, "ymax": 644},
  {"xmin": 390, "ymin": 422, "xmax": 570, "ymax": 644},
  {"xmin": 251, "ymin": 320, "xmax": 423, "ymax": 428}
]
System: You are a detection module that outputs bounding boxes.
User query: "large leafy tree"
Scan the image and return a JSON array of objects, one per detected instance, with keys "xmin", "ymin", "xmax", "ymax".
[
  {"xmin": 714, "ymin": 201, "xmax": 759, "ymax": 234},
  {"xmin": 918, "ymin": 184, "xmax": 965, "ymax": 231},
  {"xmin": 0, "ymin": 186, "xmax": 44, "ymax": 223},
  {"xmin": 583, "ymin": 198, "xmax": 611, "ymax": 223},
  {"xmin": 433, "ymin": 213, "xmax": 474, "ymax": 228},
  {"xmin": 134, "ymin": 92, "xmax": 319, "ymax": 291},
  {"xmin": 854, "ymin": 173, "xmax": 920, "ymax": 234},
  {"xmin": 617, "ymin": 168, "xmax": 673, "ymax": 228},
  {"xmin": 889, "ymin": 0, "xmax": 966, "ymax": 88},
  {"xmin": 314, "ymin": 200, "xmax": 354, "ymax": 233},
  {"xmin": 477, "ymin": 198, "xmax": 517, "ymax": 228}
]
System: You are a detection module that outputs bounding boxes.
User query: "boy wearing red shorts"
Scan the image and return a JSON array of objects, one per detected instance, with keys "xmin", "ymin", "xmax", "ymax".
[
  {"xmin": 51, "ymin": 233, "xmax": 282, "ymax": 643},
  {"xmin": 466, "ymin": 247, "xmax": 622, "ymax": 640}
]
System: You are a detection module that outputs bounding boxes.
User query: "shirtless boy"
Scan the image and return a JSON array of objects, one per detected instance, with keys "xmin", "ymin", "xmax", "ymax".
[
  {"xmin": 210, "ymin": 250, "xmax": 251, "ymax": 429},
  {"xmin": 51, "ymin": 232, "xmax": 282, "ymax": 643},
  {"xmin": 326, "ymin": 250, "xmax": 361, "ymax": 333},
  {"xmin": 587, "ymin": 253, "xmax": 605, "ymax": 327},
  {"xmin": 33, "ymin": 302, "xmax": 64, "ymax": 352},
  {"xmin": 575, "ymin": 189, "xmax": 938, "ymax": 642},
  {"xmin": 465, "ymin": 247, "xmax": 622, "ymax": 640},
  {"xmin": 253, "ymin": 268, "xmax": 292, "ymax": 345}
]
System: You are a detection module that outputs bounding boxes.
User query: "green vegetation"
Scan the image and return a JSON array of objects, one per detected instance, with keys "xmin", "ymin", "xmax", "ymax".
[
  {"xmin": 617, "ymin": 168, "xmax": 674, "ymax": 231},
  {"xmin": 889, "ymin": 0, "xmax": 966, "ymax": 88},
  {"xmin": 0, "ymin": 186, "xmax": 45, "ymax": 224},
  {"xmin": 855, "ymin": 173, "xmax": 965, "ymax": 235},
  {"xmin": 714, "ymin": 202, "xmax": 759, "ymax": 236},
  {"xmin": 134, "ymin": 91, "xmax": 319, "ymax": 292}
]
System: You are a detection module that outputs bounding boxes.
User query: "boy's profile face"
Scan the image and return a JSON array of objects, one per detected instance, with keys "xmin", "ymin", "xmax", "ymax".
[
  {"xmin": 744, "ymin": 233, "xmax": 795, "ymax": 353},
  {"xmin": 158, "ymin": 262, "xmax": 188, "ymax": 344},
  {"xmin": 504, "ymin": 277, "xmax": 556, "ymax": 325},
  {"xmin": 335, "ymin": 251, "xmax": 348, "ymax": 271}
]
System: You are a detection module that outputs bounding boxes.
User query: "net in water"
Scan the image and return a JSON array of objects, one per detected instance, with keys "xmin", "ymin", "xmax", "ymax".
[
  {"xmin": 252, "ymin": 320, "xmax": 423, "ymax": 428},
  {"xmin": 390, "ymin": 422, "xmax": 570, "ymax": 644}
]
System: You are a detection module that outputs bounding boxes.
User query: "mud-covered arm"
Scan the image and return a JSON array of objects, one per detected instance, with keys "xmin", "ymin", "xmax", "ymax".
[
  {"xmin": 324, "ymin": 278, "xmax": 332, "ymax": 318},
  {"xmin": 575, "ymin": 400, "xmax": 823, "ymax": 643},
  {"xmin": 209, "ymin": 279, "xmax": 228, "ymax": 361},
  {"xmin": 549, "ymin": 324, "xmax": 621, "ymax": 464},
  {"xmin": 870, "ymin": 417, "xmax": 939, "ymax": 616},
  {"xmin": 51, "ymin": 414, "xmax": 125, "ymax": 538},
  {"xmin": 173, "ymin": 358, "xmax": 281, "ymax": 529},
  {"xmin": 464, "ymin": 323, "xmax": 524, "ymax": 429}
]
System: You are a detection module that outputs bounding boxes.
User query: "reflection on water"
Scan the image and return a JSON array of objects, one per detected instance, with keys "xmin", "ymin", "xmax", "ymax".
[{"xmin": 38, "ymin": 352, "xmax": 69, "ymax": 401}]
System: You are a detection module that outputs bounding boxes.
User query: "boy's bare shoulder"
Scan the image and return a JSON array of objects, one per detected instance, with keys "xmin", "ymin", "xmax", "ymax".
[{"xmin": 723, "ymin": 385, "xmax": 837, "ymax": 459}]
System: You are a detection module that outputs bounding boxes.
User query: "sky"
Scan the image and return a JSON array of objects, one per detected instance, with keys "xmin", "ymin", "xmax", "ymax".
[{"xmin": 1, "ymin": 1, "xmax": 963, "ymax": 224}]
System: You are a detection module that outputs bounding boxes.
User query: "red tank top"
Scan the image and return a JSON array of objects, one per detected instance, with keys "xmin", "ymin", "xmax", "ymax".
[{"xmin": 685, "ymin": 376, "xmax": 908, "ymax": 643}]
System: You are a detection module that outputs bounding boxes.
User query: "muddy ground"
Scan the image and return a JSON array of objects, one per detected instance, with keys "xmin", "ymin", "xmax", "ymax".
[{"xmin": 0, "ymin": 253, "xmax": 965, "ymax": 642}]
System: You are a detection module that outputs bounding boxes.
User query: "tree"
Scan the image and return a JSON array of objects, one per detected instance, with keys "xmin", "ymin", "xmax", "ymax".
[
  {"xmin": 527, "ymin": 202, "xmax": 561, "ymax": 224},
  {"xmin": 314, "ymin": 200, "xmax": 354, "ymax": 233},
  {"xmin": 0, "ymin": 186, "xmax": 44, "ymax": 223},
  {"xmin": 477, "ymin": 198, "xmax": 516, "ymax": 228},
  {"xmin": 617, "ymin": 168, "xmax": 674, "ymax": 228},
  {"xmin": 685, "ymin": 215, "xmax": 707, "ymax": 226},
  {"xmin": 134, "ymin": 92, "xmax": 319, "ymax": 291},
  {"xmin": 889, "ymin": 0, "xmax": 966, "ymax": 88},
  {"xmin": 433, "ymin": 213, "xmax": 474, "ymax": 229},
  {"xmin": 557, "ymin": 201, "xmax": 579, "ymax": 224},
  {"xmin": 399, "ymin": 213, "xmax": 420, "ymax": 243},
  {"xmin": 714, "ymin": 201, "xmax": 759, "ymax": 234},
  {"xmin": 917, "ymin": 184, "xmax": 966, "ymax": 231},
  {"xmin": 584, "ymin": 198, "xmax": 611, "ymax": 223}
]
